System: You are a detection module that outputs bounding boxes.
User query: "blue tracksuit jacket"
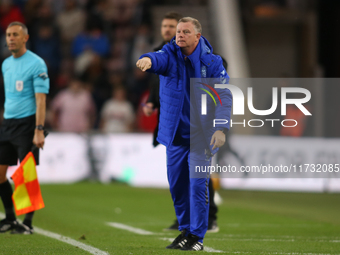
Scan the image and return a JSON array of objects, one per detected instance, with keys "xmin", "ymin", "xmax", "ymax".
[{"xmin": 140, "ymin": 36, "xmax": 232, "ymax": 155}]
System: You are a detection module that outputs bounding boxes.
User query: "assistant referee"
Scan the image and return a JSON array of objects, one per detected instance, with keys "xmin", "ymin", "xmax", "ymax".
[{"xmin": 0, "ymin": 22, "xmax": 49, "ymax": 234}]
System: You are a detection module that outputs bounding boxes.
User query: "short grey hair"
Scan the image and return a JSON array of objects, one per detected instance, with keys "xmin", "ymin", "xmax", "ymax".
[
  {"xmin": 178, "ymin": 17, "xmax": 202, "ymax": 34},
  {"xmin": 7, "ymin": 22, "xmax": 28, "ymax": 35}
]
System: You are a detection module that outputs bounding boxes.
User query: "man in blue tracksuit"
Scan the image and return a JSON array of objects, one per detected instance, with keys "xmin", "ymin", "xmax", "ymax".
[{"xmin": 137, "ymin": 17, "xmax": 231, "ymax": 251}]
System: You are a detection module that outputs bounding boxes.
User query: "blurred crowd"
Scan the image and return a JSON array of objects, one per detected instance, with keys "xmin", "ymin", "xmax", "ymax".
[
  {"xmin": 241, "ymin": 0, "xmax": 316, "ymax": 16},
  {"xmin": 0, "ymin": 0, "xmax": 161, "ymax": 133}
]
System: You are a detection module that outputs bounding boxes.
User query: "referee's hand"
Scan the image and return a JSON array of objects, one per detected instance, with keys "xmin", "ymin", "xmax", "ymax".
[{"xmin": 33, "ymin": 130, "xmax": 45, "ymax": 149}]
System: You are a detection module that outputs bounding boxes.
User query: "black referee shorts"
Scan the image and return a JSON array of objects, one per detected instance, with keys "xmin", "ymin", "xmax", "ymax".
[{"xmin": 0, "ymin": 115, "xmax": 39, "ymax": 166}]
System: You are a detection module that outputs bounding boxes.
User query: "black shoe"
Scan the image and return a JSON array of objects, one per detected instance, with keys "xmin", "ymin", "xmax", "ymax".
[
  {"xmin": 163, "ymin": 219, "xmax": 179, "ymax": 231},
  {"xmin": 180, "ymin": 234, "xmax": 204, "ymax": 251},
  {"xmin": 166, "ymin": 229, "xmax": 187, "ymax": 249},
  {"xmin": 11, "ymin": 223, "xmax": 33, "ymax": 235},
  {"xmin": 0, "ymin": 219, "xmax": 19, "ymax": 233},
  {"xmin": 206, "ymin": 220, "xmax": 219, "ymax": 233}
]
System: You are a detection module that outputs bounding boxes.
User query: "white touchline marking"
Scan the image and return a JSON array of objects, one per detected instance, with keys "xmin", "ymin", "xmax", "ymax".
[
  {"xmin": 0, "ymin": 212, "xmax": 109, "ymax": 255},
  {"xmin": 33, "ymin": 227, "xmax": 110, "ymax": 255},
  {"xmin": 106, "ymin": 222, "xmax": 154, "ymax": 235}
]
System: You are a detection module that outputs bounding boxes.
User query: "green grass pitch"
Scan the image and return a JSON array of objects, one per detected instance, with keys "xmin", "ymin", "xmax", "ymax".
[{"xmin": 1, "ymin": 182, "xmax": 340, "ymax": 254}]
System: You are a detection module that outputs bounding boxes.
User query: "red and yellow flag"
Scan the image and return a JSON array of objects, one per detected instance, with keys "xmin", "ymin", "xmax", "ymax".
[{"xmin": 11, "ymin": 152, "xmax": 45, "ymax": 215}]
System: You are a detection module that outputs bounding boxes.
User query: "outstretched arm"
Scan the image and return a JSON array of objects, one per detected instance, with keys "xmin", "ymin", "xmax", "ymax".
[{"xmin": 137, "ymin": 47, "xmax": 170, "ymax": 75}]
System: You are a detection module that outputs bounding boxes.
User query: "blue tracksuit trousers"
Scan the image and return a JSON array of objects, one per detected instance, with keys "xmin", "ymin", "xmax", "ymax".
[{"xmin": 166, "ymin": 143, "xmax": 211, "ymax": 243}]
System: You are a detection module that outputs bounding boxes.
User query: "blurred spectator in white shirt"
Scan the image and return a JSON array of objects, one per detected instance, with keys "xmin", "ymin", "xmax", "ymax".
[{"xmin": 100, "ymin": 87, "xmax": 135, "ymax": 133}]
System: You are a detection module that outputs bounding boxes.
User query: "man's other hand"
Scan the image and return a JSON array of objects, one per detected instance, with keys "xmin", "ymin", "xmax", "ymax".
[
  {"xmin": 210, "ymin": 130, "xmax": 226, "ymax": 150},
  {"xmin": 136, "ymin": 57, "xmax": 152, "ymax": 72},
  {"xmin": 143, "ymin": 102, "xmax": 154, "ymax": 116}
]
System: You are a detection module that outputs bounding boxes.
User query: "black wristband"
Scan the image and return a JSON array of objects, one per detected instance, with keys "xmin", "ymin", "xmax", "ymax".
[{"xmin": 36, "ymin": 125, "xmax": 44, "ymax": 130}]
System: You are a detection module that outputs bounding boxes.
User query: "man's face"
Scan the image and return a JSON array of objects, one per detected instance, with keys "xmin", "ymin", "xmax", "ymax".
[
  {"xmin": 176, "ymin": 22, "xmax": 200, "ymax": 49},
  {"xmin": 161, "ymin": 18, "xmax": 178, "ymax": 42},
  {"xmin": 6, "ymin": 25, "xmax": 29, "ymax": 53}
]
